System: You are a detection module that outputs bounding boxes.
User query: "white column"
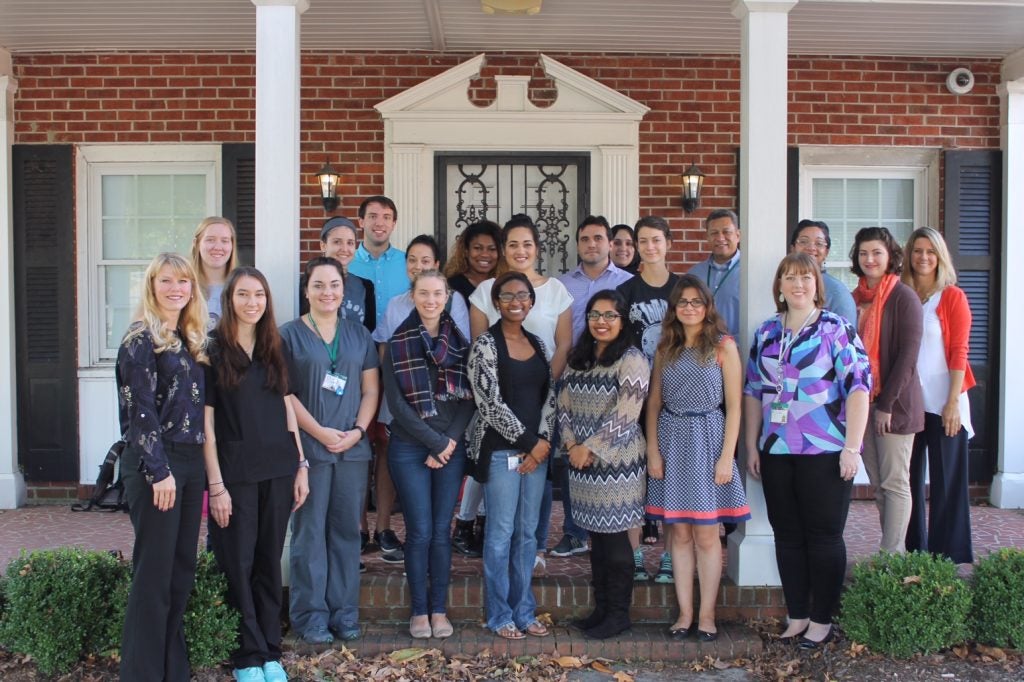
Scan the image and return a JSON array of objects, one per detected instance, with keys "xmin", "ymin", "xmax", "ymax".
[
  {"xmin": 386, "ymin": 143, "xmax": 426, "ymax": 248},
  {"xmin": 727, "ymin": 0, "xmax": 796, "ymax": 586},
  {"xmin": 0, "ymin": 50, "xmax": 27, "ymax": 508},
  {"xmin": 599, "ymin": 145, "xmax": 635, "ymax": 226},
  {"xmin": 252, "ymin": 0, "xmax": 308, "ymax": 324},
  {"xmin": 992, "ymin": 75, "xmax": 1024, "ymax": 509}
]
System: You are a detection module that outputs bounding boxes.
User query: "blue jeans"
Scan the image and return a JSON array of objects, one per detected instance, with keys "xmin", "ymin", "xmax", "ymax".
[
  {"xmin": 483, "ymin": 449, "xmax": 548, "ymax": 631},
  {"xmin": 387, "ymin": 433, "xmax": 466, "ymax": 616},
  {"xmin": 555, "ymin": 457, "xmax": 587, "ymax": 541}
]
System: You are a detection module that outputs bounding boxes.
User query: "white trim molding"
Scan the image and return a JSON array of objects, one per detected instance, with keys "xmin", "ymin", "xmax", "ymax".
[{"xmin": 374, "ymin": 53, "xmax": 650, "ymax": 247}]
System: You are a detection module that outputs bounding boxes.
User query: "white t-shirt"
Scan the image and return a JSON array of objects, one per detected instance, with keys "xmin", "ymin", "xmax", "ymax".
[
  {"xmin": 469, "ymin": 277, "xmax": 573, "ymax": 361},
  {"xmin": 918, "ymin": 291, "xmax": 974, "ymax": 438}
]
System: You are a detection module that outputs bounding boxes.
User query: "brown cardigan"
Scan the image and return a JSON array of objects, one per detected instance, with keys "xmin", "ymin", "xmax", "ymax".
[{"xmin": 874, "ymin": 282, "xmax": 925, "ymax": 435}]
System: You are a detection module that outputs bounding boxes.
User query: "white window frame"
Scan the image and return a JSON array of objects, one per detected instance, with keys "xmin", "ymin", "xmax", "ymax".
[
  {"xmin": 798, "ymin": 145, "xmax": 940, "ymax": 280},
  {"xmin": 75, "ymin": 145, "xmax": 221, "ymax": 369}
]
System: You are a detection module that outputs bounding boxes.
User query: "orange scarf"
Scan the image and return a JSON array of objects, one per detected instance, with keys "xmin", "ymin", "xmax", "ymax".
[{"xmin": 853, "ymin": 273, "xmax": 899, "ymax": 400}]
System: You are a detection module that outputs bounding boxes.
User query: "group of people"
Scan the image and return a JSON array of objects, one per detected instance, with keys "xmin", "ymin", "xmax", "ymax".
[{"xmin": 114, "ymin": 194, "xmax": 976, "ymax": 680}]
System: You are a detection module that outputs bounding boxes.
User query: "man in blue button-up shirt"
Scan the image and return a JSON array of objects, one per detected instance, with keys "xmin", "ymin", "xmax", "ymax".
[
  {"xmin": 687, "ymin": 209, "xmax": 742, "ymax": 338},
  {"xmin": 347, "ymin": 196, "xmax": 407, "ymax": 328},
  {"xmin": 549, "ymin": 215, "xmax": 634, "ymax": 558},
  {"xmin": 345, "ymin": 195, "xmax": 407, "ymax": 564}
]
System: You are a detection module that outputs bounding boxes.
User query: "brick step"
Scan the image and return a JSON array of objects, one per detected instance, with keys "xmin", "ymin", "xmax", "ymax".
[
  {"xmin": 357, "ymin": 574, "xmax": 786, "ymax": 624},
  {"xmin": 287, "ymin": 622, "xmax": 764, "ymax": 662}
]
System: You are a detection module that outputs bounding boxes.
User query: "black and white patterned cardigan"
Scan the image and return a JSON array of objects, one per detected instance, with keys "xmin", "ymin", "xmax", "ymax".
[{"xmin": 466, "ymin": 323, "xmax": 557, "ymax": 467}]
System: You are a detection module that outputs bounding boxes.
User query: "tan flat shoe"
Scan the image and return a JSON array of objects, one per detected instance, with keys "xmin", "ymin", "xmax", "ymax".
[
  {"xmin": 430, "ymin": 613, "xmax": 454, "ymax": 638},
  {"xmin": 409, "ymin": 616, "xmax": 432, "ymax": 639}
]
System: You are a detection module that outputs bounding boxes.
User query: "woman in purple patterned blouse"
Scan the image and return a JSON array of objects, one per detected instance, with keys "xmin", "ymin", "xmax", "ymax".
[{"xmin": 743, "ymin": 253, "xmax": 871, "ymax": 650}]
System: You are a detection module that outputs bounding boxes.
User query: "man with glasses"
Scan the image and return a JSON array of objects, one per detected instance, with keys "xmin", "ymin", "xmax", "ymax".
[
  {"xmin": 687, "ymin": 209, "xmax": 741, "ymax": 337},
  {"xmin": 551, "ymin": 216, "xmax": 634, "ymax": 558}
]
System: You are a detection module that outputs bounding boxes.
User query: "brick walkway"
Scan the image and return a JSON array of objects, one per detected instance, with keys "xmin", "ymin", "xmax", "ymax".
[{"xmin": 2, "ymin": 500, "xmax": 1021, "ymax": 662}]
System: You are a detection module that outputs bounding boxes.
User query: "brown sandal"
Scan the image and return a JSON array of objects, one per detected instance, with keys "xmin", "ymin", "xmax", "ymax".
[
  {"xmin": 495, "ymin": 625, "xmax": 525, "ymax": 640},
  {"xmin": 525, "ymin": 621, "xmax": 551, "ymax": 637}
]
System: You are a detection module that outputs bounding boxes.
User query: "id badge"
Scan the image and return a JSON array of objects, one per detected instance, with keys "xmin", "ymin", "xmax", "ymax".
[
  {"xmin": 321, "ymin": 372, "xmax": 348, "ymax": 396},
  {"xmin": 770, "ymin": 401, "xmax": 788, "ymax": 424},
  {"xmin": 507, "ymin": 455, "xmax": 523, "ymax": 471}
]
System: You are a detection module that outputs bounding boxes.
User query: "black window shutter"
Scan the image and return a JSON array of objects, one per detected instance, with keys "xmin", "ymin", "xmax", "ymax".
[
  {"xmin": 222, "ymin": 143, "xmax": 256, "ymax": 267},
  {"xmin": 12, "ymin": 145, "xmax": 78, "ymax": 482},
  {"xmin": 944, "ymin": 149, "xmax": 1001, "ymax": 482}
]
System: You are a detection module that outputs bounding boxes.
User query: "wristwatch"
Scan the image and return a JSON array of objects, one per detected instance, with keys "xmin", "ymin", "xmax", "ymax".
[
  {"xmin": 354, "ymin": 425, "xmax": 367, "ymax": 440},
  {"xmin": 297, "ymin": 459, "xmax": 310, "ymax": 469}
]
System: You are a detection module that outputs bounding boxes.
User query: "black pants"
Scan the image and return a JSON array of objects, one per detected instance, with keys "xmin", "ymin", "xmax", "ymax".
[
  {"xmin": 121, "ymin": 442, "xmax": 206, "ymax": 682},
  {"xmin": 907, "ymin": 413, "xmax": 973, "ymax": 564},
  {"xmin": 588, "ymin": 530, "xmax": 634, "ymax": 621},
  {"xmin": 761, "ymin": 453, "xmax": 851, "ymax": 624},
  {"xmin": 210, "ymin": 474, "xmax": 294, "ymax": 669}
]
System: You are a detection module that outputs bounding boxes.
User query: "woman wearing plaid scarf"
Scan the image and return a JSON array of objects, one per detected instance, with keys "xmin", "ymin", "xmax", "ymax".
[{"xmin": 381, "ymin": 269, "xmax": 475, "ymax": 640}]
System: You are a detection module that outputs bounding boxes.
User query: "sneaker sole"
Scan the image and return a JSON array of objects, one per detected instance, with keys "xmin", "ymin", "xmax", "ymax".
[{"xmin": 549, "ymin": 545, "xmax": 589, "ymax": 558}]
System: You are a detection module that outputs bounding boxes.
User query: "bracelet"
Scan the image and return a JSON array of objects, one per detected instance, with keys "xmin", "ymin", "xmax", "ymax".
[
  {"xmin": 843, "ymin": 446, "xmax": 861, "ymax": 455},
  {"xmin": 297, "ymin": 459, "xmax": 310, "ymax": 469},
  {"xmin": 209, "ymin": 488, "xmax": 228, "ymax": 498},
  {"xmin": 207, "ymin": 481, "xmax": 224, "ymax": 489}
]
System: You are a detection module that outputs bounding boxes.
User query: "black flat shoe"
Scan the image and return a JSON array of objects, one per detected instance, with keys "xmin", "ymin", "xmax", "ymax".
[
  {"xmin": 697, "ymin": 629, "xmax": 718, "ymax": 643},
  {"xmin": 779, "ymin": 625, "xmax": 809, "ymax": 644},
  {"xmin": 668, "ymin": 623, "xmax": 696, "ymax": 639},
  {"xmin": 798, "ymin": 628, "xmax": 835, "ymax": 650}
]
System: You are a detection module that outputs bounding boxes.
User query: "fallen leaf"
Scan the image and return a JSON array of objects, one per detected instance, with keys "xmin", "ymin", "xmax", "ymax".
[
  {"xmin": 388, "ymin": 648, "xmax": 430, "ymax": 663},
  {"xmin": 712, "ymin": 658, "xmax": 732, "ymax": 670},
  {"xmin": 612, "ymin": 672, "xmax": 635, "ymax": 682},
  {"xmin": 902, "ymin": 575, "xmax": 922, "ymax": 585},
  {"xmin": 537, "ymin": 612, "xmax": 555, "ymax": 626},
  {"xmin": 592, "ymin": 660, "xmax": 613, "ymax": 673},
  {"xmin": 556, "ymin": 655, "xmax": 583, "ymax": 668},
  {"xmin": 977, "ymin": 644, "xmax": 1007, "ymax": 661}
]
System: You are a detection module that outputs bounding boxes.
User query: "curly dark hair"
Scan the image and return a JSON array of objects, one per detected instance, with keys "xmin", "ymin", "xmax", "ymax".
[
  {"xmin": 849, "ymin": 226, "xmax": 903, "ymax": 277},
  {"xmin": 567, "ymin": 290, "xmax": 635, "ymax": 370}
]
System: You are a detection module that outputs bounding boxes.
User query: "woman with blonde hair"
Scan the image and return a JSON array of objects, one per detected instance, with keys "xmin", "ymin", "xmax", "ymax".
[
  {"xmin": 191, "ymin": 216, "xmax": 239, "ymax": 321},
  {"xmin": 116, "ymin": 252, "xmax": 209, "ymax": 681},
  {"xmin": 902, "ymin": 227, "xmax": 975, "ymax": 564}
]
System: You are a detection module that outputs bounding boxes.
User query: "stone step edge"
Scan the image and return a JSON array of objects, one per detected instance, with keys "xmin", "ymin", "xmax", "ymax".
[{"xmin": 284, "ymin": 622, "xmax": 764, "ymax": 662}]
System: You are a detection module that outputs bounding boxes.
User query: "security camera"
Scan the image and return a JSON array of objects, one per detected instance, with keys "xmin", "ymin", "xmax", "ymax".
[{"xmin": 946, "ymin": 67, "xmax": 975, "ymax": 95}]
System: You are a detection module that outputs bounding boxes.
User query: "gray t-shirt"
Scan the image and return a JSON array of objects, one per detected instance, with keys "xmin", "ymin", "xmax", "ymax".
[
  {"xmin": 206, "ymin": 283, "xmax": 224, "ymax": 323},
  {"xmin": 280, "ymin": 317, "xmax": 380, "ymax": 464}
]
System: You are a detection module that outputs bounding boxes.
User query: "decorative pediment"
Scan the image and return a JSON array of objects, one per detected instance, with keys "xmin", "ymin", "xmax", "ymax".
[{"xmin": 375, "ymin": 53, "xmax": 649, "ymax": 119}]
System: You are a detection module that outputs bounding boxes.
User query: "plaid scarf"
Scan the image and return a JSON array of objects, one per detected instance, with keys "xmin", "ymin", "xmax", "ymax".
[{"xmin": 389, "ymin": 309, "xmax": 472, "ymax": 418}]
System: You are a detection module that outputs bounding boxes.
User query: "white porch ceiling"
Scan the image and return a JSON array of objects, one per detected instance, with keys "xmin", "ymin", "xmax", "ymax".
[{"xmin": 0, "ymin": 0, "xmax": 1022, "ymax": 58}]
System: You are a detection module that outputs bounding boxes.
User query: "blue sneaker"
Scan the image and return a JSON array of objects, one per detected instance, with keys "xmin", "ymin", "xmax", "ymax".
[
  {"xmin": 300, "ymin": 625, "xmax": 334, "ymax": 645},
  {"xmin": 332, "ymin": 625, "xmax": 361, "ymax": 641},
  {"xmin": 262, "ymin": 660, "xmax": 288, "ymax": 682},
  {"xmin": 233, "ymin": 667, "xmax": 266, "ymax": 682}
]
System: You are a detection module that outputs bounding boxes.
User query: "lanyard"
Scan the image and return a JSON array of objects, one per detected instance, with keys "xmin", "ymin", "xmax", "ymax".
[
  {"xmin": 307, "ymin": 314, "xmax": 341, "ymax": 373},
  {"xmin": 706, "ymin": 259, "xmax": 738, "ymax": 296},
  {"xmin": 775, "ymin": 308, "xmax": 818, "ymax": 393}
]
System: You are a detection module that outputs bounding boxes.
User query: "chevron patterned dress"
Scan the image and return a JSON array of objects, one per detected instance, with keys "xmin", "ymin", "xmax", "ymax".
[{"xmin": 557, "ymin": 347, "xmax": 650, "ymax": 533}]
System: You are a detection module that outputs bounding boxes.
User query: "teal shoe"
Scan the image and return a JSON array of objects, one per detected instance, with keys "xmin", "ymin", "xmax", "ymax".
[
  {"xmin": 233, "ymin": 666, "xmax": 266, "ymax": 682},
  {"xmin": 262, "ymin": 660, "xmax": 288, "ymax": 682},
  {"xmin": 654, "ymin": 552, "xmax": 674, "ymax": 584}
]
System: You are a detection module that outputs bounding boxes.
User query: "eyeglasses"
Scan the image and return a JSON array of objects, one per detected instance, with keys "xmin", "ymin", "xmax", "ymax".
[
  {"xmin": 795, "ymin": 237, "xmax": 828, "ymax": 249},
  {"xmin": 497, "ymin": 291, "xmax": 532, "ymax": 303},
  {"xmin": 586, "ymin": 311, "xmax": 622, "ymax": 322},
  {"xmin": 675, "ymin": 299, "xmax": 706, "ymax": 309}
]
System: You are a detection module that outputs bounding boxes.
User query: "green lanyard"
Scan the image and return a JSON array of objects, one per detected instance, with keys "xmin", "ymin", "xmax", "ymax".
[
  {"xmin": 706, "ymin": 259, "xmax": 738, "ymax": 296},
  {"xmin": 307, "ymin": 314, "xmax": 341, "ymax": 373}
]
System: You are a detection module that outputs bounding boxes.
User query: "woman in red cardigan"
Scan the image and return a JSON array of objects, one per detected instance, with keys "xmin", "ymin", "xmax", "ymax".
[
  {"xmin": 850, "ymin": 227, "xmax": 924, "ymax": 554},
  {"xmin": 902, "ymin": 227, "xmax": 975, "ymax": 564}
]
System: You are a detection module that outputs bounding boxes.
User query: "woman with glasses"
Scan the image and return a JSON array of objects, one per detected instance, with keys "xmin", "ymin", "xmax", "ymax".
[
  {"xmin": 557, "ymin": 291, "xmax": 649, "ymax": 639},
  {"xmin": 467, "ymin": 272, "xmax": 556, "ymax": 640},
  {"xmin": 646, "ymin": 275, "xmax": 749, "ymax": 643},
  {"xmin": 902, "ymin": 227, "xmax": 975, "ymax": 564},
  {"xmin": 745, "ymin": 253, "xmax": 870, "ymax": 649},
  {"xmin": 789, "ymin": 219, "xmax": 857, "ymax": 324}
]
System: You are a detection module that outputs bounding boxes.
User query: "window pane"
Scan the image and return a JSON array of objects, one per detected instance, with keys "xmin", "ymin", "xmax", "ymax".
[
  {"xmin": 105, "ymin": 265, "xmax": 147, "ymax": 350},
  {"xmin": 138, "ymin": 175, "xmax": 174, "ymax": 216},
  {"xmin": 102, "ymin": 176, "xmax": 135, "ymax": 217},
  {"xmin": 101, "ymin": 174, "xmax": 205, "ymax": 260},
  {"xmin": 881, "ymin": 179, "xmax": 914, "ymax": 221},
  {"xmin": 846, "ymin": 179, "xmax": 879, "ymax": 220}
]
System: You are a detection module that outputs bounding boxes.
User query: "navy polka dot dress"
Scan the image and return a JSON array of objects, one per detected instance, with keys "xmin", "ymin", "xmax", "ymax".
[{"xmin": 646, "ymin": 348, "xmax": 751, "ymax": 526}]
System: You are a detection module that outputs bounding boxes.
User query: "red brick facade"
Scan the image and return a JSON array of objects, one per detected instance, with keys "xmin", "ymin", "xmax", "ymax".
[{"xmin": 12, "ymin": 51, "xmax": 1002, "ymax": 266}]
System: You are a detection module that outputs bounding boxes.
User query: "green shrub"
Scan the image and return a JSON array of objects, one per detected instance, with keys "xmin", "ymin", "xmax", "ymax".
[
  {"xmin": 0, "ymin": 548, "xmax": 129, "ymax": 674},
  {"xmin": 840, "ymin": 551, "xmax": 971, "ymax": 658},
  {"xmin": 972, "ymin": 548, "xmax": 1024, "ymax": 649},
  {"xmin": 185, "ymin": 551, "xmax": 240, "ymax": 669}
]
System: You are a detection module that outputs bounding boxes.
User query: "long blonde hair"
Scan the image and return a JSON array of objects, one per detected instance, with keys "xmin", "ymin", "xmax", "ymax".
[
  {"xmin": 126, "ymin": 253, "xmax": 209, "ymax": 363},
  {"xmin": 190, "ymin": 216, "xmax": 238, "ymax": 298},
  {"xmin": 902, "ymin": 226, "xmax": 957, "ymax": 296}
]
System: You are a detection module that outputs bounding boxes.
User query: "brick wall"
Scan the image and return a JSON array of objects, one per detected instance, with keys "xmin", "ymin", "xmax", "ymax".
[{"xmin": 13, "ymin": 51, "xmax": 1002, "ymax": 268}]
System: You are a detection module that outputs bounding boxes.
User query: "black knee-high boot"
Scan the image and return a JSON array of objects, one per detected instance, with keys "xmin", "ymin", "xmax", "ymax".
[
  {"xmin": 584, "ymin": 532, "xmax": 633, "ymax": 640},
  {"xmin": 572, "ymin": 533, "xmax": 606, "ymax": 630}
]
